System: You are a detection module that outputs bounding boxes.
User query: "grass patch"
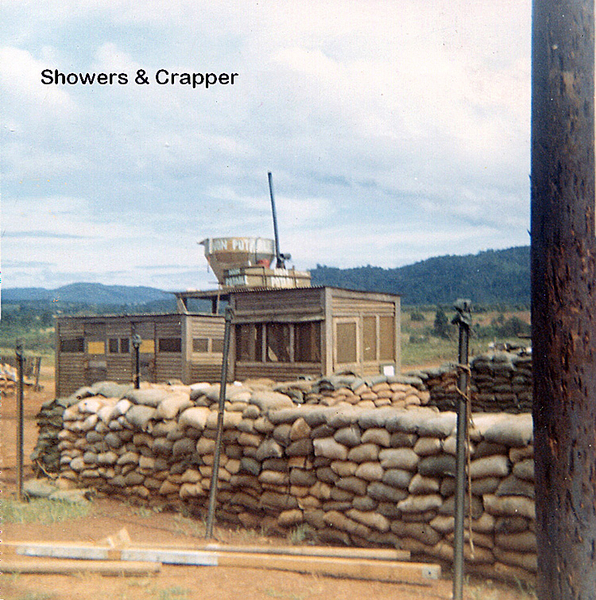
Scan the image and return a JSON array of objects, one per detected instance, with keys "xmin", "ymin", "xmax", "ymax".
[
  {"xmin": 0, "ymin": 497, "xmax": 92, "ymax": 525},
  {"xmin": 155, "ymin": 586, "xmax": 190, "ymax": 600},
  {"xmin": 172, "ymin": 512, "xmax": 204, "ymax": 538},
  {"xmin": 286, "ymin": 523, "xmax": 314, "ymax": 545}
]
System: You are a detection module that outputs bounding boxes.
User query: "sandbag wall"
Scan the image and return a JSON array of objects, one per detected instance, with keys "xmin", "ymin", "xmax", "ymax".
[
  {"xmin": 54, "ymin": 378, "xmax": 536, "ymax": 581},
  {"xmin": 32, "ymin": 382, "xmax": 133, "ymax": 475},
  {"xmin": 411, "ymin": 350, "xmax": 533, "ymax": 413}
]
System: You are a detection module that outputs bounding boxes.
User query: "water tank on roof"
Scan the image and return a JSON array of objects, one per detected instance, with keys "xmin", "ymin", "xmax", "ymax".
[{"xmin": 200, "ymin": 237, "xmax": 276, "ymax": 284}]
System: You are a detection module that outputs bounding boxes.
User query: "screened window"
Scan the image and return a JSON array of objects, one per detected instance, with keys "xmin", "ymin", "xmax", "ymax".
[
  {"xmin": 294, "ymin": 322, "xmax": 321, "ymax": 362},
  {"xmin": 236, "ymin": 324, "xmax": 263, "ymax": 362},
  {"xmin": 109, "ymin": 337, "xmax": 131, "ymax": 354},
  {"xmin": 266, "ymin": 323, "xmax": 291, "ymax": 362},
  {"xmin": 158, "ymin": 337, "xmax": 182, "ymax": 352},
  {"xmin": 60, "ymin": 337, "xmax": 85, "ymax": 353},
  {"xmin": 193, "ymin": 338, "xmax": 209, "ymax": 353}
]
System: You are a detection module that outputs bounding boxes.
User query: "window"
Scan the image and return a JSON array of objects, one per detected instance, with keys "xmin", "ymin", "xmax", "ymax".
[
  {"xmin": 294, "ymin": 322, "xmax": 321, "ymax": 362},
  {"xmin": 193, "ymin": 338, "xmax": 209, "ymax": 353},
  {"xmin": 236, "ymin": 324, "xmax": 263, "ymax": 362},
  {"xmin": 266, "ymin": 323, "xmax": 291, "ymax": 362},
  {"xmin": 211, "ymin": 338, "xmax": 224, "ymax": 353},
  {"xmin": 158, "ymin": 337, "xmax": 182, "ymax": 352},
  {"xmin": 60, "ymin": 338, "xmax": 85, "ymax": 353},
  {"xmin": 336, "ymin": 322, "xmax": 357, "ymax": 364},
  {"xmin": 236, "ymin": 322, "xmax": 323, "ymax": 364},
  {"xmin": 109, "ymin": 337, "xmax": 131, "ymax": 354}
]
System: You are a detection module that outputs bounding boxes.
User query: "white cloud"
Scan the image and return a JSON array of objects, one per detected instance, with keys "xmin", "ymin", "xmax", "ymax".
[{"xmin": 1, "ymin": 0, "xmax": 533, "ymax": 290}]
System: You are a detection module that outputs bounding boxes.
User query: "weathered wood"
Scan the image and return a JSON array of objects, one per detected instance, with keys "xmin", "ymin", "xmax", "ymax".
[
  {"xmin": 214, "ymin": 552, "xmax": 440, "ymax": 584},
  {"xmin": 531, "ymin": 0, "xmax": 596, "ymax": 598},
  {"xmin": 2, "ymin": 540, "xmax": 409, "ymax": 562},
  {"xmin": 1, "ymin": 558, "xmax": 161, "ymax": 576},
  {"xmin": 202, "ymin": 544, "xmax": 411, "ymax": 561},
  {"xmin": 1, "ymin": 541, "xmax": 432, "ymax": 583}
]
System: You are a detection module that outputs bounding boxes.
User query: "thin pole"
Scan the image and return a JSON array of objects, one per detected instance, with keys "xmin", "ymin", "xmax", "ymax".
[
  {"xmin": 268, "ymin": 172, "xmax": 284, "ymax": 268},
  {"xmin": 205, "ymin": 307, "xmax": 234, "ymax": 539},
  {"xmin": 452, "ymin": 300, "xmax": 471, "ymax": 600},
  {"xmin": 16, "ymin": 341, "xmax": 25, "ymax": 502},
  {"xmin": 132, "ymin": 334, "xmax": 141, "ymax": 389},
  {"xmin": 531, "ymin": 1, "xmax": 595, "ymax": 597}
]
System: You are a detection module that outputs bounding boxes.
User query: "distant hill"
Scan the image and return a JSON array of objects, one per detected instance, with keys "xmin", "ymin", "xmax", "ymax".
[
  {"xmin": 2, "ymin": 246, "xmax": 531, "ymax": 310},
  {"xmin": 3, "ymin": 283, "xmax": 171, "ymax": 305},
  {"xmin": 311, "ymin": 246, "xmax": 530, "ymax": 306}
]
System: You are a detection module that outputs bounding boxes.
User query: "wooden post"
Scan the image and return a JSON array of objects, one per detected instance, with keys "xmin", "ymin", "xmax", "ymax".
[
  {"xmin": 531, "ymin": 1, "xmax": 596, "ymax": 597},
  {"xmin": 15, "ymin": 341, "xmax": 25, "ymax": 502}
]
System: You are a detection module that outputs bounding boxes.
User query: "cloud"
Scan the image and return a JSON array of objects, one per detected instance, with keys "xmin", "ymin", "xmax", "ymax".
[{"xmin": 1, "ymin": 1, "xmax": 533, "ymax": 290}]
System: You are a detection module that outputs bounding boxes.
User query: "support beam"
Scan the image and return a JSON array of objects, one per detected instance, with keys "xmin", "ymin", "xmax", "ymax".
[
  {"xmin": 1, "ymin": 559, "xmax": 161, "ymax": 576},
  {"xmin": 531, "ymin": 0, "xmax": 596, "ymax": 598}
]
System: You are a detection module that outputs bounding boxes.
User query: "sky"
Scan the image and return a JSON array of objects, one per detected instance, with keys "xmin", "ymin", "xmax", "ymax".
[{"xmin": 1, "ymin": 0, "xmax": 532, "ymax": 291}]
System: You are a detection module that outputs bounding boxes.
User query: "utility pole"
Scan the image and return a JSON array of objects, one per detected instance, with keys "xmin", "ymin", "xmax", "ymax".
[{"xmin": 531, "ymin": 1, "xmax": 595, "ymax": 598}]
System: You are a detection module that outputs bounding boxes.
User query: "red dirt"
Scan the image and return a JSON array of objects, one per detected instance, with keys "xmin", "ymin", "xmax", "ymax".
[{"xmin": 0, "ymin": 369, "xmax": 530, "ymax": 600}]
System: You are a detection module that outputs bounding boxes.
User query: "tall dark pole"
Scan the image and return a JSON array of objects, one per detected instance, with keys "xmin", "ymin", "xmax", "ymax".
[
  {"xmin": 132, "ymin": 334, "xmax": 142, "ymax": 389},
  {"xmin": 205, "ymin": 307, "xmax": 234, "ymax": 539},
  {"xmin": 452, "ymin": 300, "xmax": 471, "ymax": 600},
  {"xmin": 16, "ymin": 341, "xmax": 25, "ymax": 502},
  {"xmin": 531, "ymin": 1, "xmax": 595, "ymax": 598}
]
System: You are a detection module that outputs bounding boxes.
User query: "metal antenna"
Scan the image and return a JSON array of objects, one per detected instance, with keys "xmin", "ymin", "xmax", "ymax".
[{"xmin": 268, "ymin": 172, "xmax": 286, "ymax": 269}]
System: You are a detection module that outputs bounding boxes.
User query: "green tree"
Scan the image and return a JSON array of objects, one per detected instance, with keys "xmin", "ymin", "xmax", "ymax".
[{"xmin": 432, "ymin": 307, "xmax": 450, "ymax": 339}]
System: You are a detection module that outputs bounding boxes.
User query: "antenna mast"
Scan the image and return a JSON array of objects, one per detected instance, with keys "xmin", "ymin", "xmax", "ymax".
[{"xmin": 268, "ymin": 172, "xmax": 288, "ymax": 269}]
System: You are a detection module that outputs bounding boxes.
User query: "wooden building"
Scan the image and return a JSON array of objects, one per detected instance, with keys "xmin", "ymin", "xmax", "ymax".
[
  {"xmin": 55, "ymin": 313, "xmax": 225, "ymax": 397},
  {"xmin": 55, "ymin": 287, "xmax": 400, "ymax": 397},
  {"xmin": 177, "ymin": 286, "xmax": 401, "ymax": 382}
]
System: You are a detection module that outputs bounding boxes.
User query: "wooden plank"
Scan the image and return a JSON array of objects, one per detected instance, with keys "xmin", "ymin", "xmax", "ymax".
[
  {"xmin": 215, "ymin": 553, "xmax": 440, "ymax": 585},
  {"xmin": 2, "ymin": 541, "xmax": 409, "ymax": 562},
  {"xmin": 121, "ymin": 548, "xmax": 218, "ymax": 566},
  {"xmin": 202, "ymin": 544, "xmax": 410, "ymax": 561},
  {"xmin": 1, "ymin": 559, "xmax": 161, "ymax": 576}
]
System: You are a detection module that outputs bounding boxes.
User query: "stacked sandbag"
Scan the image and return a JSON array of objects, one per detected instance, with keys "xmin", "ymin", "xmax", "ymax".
[
  {"xmin": 31, "ymin": 396, "xmax": 80, "ymax": 474},
  {"xmin": 276, "ymin": 373, "xmax": 430, "ymax": 409},
  {"xmin": 470, "ymin": 351, "xmax": 533, "ymax": 413},
  {"xmin": 411, "ymin": 350, "xmax": 533, "ymax": 414},
  {"xmin": 51, "ymin": 377, "xmax": 536, "ymax": 582},
  {"xmin": 31, "ymin": 381, "xmax": 133, "ymax": 475},
  {"xmin": 408, "ymin": 364, "xmax": 459, "ymax": 411},
  {"xmin": 478, "ymin": 413, "xmax": 536, "ymax": 576}
]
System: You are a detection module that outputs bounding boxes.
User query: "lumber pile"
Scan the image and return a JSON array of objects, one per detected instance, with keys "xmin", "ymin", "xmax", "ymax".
[{"xmin": 1, "ymin": 538, "xmax": 439, "ymax": 584}]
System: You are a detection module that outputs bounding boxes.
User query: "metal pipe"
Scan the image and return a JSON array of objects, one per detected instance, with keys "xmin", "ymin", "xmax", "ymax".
[
  {"xmin": 451, "ymin": 300, "xmax": 471, "ymax": 600},
  {"xmin": 267, "ymin": 172, "xmax": 284, "ymax": 268},
  {"xmin": 16, "ymin": 341, "xmax": 25, "ymax": 502},
  {"xmin": 205, "ymin": 306, "xmax": 234, "ymax": 539},
  {"xmin": 132, "ymin": 334, "xmax": 142, "ymax": 389}
]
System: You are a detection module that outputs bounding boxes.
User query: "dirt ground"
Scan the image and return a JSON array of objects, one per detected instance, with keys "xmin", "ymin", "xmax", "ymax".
[{"xmin": 0, "ymin": 368, "xmax": 532, "ymax": 600}]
